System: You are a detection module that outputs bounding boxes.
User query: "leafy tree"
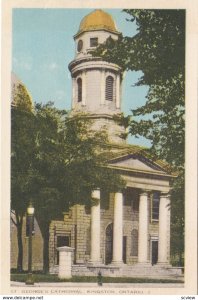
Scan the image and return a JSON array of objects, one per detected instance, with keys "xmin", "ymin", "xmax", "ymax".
[
  {"xmin": 28, "ymin": 103, "xmax": 125, "ymax": 273},
  {"xmin": 11, "ymin": 84, "xmax": 35, "ymax": 272},
  {"xmin": 92, "ymin": 9, "xmax": 185, "ymax": 264}
]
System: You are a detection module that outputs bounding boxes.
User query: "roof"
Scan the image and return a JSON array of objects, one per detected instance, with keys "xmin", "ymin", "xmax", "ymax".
[
  {"xmin": 76, "ymin": 9, "xmax": 119, "ymax": 36},
  {"xmin": 102, "ymin": 142, "xmax": 176, "ymax": 177}
]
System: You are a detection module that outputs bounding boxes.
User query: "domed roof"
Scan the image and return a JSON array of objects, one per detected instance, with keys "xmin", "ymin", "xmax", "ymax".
[{"xmin": 77, "ymin": 9, "xmax": 119, "ymax": 35}]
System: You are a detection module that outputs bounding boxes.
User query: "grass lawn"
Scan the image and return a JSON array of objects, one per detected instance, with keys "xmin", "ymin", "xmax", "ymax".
[{"xmin": 11, "ymin": 273, "xmax": 184, "ymax": 284}]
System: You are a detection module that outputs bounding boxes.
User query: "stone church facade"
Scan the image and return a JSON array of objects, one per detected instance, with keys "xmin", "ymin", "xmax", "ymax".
[
  {"xmin": 11, "ymin": 10, "xmax": 182, "ymax": 278},
  {"xmin": 48, "ymin": 10, "xmax": 180, "ymax": 277}
]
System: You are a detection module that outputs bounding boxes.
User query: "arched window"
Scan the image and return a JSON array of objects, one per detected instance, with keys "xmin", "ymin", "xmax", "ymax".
[
  {"xmin": 105, "ymin": 76, "xmax": 114, "ymax": 101},
  {"xmin": 131, "ymin": 229, "xmax": 138, "ymax": 256},
  {"xmin": 77, "ymin": 78, "xmax": 82, "ymax": 102}
]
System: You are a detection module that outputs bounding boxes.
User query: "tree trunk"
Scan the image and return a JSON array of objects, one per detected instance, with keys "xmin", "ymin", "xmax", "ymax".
[{"xmin": 16, "ymin": 213, "xmax": 23, "ymax": 272}]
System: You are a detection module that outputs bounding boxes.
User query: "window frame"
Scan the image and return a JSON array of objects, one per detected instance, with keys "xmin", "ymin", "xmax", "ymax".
[
  {"xmin": 105, "ymin": 75, "xmax": 114, "ymax": 101},
  {"xmin": 77, "ymin": 77, "xmax": 82, "ymax": 102},
  {"xmin": 90, "ymin": 37, "xmax": 98, "ymax": 47},
  {"xmin": 151, "ymin": 192, "xmax": 160, "ymax": 222}
]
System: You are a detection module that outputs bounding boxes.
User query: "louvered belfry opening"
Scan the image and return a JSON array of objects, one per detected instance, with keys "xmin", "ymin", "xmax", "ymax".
[
  {"xmin": 105, "ymin": 75, "xmax": 114, "ymax": 101},
  {"xmin": 77, "ymin": 77, "xmax": 82, "ymax": 102}
]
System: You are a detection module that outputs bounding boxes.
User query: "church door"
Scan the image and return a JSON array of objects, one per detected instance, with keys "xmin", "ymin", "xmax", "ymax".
[
  {"xmin": 151, "ymin": 240, "xmax": 158, "ymax": 265},
  {"xmin": 105, "ymin": 223, "xmax": 113, "ymax": 264}
]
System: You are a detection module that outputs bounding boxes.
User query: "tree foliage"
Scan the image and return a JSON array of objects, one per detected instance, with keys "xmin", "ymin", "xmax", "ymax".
[
  {"xmin": 11, "ymin": 84, "xmax": 35, "ymax": 271},
  {"xmin": 92, "ymin": 9, "xmax": 185, "ymax": 264},
  {"xmin": 12, "ymin": 101, "xmax": 125, "ymax": 272}
]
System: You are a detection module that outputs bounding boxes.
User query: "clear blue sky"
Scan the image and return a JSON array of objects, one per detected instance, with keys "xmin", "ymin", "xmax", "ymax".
[{"xmin": 12, "ymin": 8, "xmax": 150, "ymax": 147}]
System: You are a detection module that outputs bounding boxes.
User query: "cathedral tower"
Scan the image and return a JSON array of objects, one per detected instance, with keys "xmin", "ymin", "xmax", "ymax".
[{"xmin": 68, "ymin": 9, "xmax": 126, "ymax": 144}]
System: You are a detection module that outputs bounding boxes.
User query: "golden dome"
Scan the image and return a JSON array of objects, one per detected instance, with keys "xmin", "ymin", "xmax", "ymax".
[{"xmin": 77, "ymin": 9, "xmax": 119, "ymax": 35}]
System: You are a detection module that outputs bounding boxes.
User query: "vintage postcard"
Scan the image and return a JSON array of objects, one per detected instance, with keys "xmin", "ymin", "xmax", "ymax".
[{"xmin": 1, "ymin": 0, "xmax": 198, "ymax": 296}]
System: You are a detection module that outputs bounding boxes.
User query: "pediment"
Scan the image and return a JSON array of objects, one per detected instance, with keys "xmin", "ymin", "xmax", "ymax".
[{"xmin": 108, "ymin": 154, "xmax": 168, "ymax": 175}]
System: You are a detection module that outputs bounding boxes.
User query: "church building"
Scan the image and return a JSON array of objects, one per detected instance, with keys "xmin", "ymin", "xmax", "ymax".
[{"xmin": 47, "ymin": 10, "xmax": 181, "ymax": 277}]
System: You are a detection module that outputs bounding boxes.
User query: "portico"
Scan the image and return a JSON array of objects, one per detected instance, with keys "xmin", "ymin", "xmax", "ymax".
[{"xmin": 88, "ymin": 183, "xmax": 171, "ymax": 267}]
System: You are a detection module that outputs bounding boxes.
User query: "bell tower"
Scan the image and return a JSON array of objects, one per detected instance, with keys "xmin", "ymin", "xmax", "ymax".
[{"xmin": 68, "ymin": 9, "xmax": 126, "ymax": 144}]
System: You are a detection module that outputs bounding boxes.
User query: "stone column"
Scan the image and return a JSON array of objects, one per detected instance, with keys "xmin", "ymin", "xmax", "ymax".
[
  {"xmin": 58, "ymin": 246, "xmax": 74, "ymax": 279},
  {"xmin": 82, "ymin": 71, "xmax": 86, "ymax": 106},
  {"xmin": 89, "ymin": 189, "xmax": 101, "ymax": 264},
  {"xmin": 158, "ymin": 193, "xmax": 170, "ymax": 265},
  {"xmin": 138, "ymin": 191, "xmax": 149, "ymax": 263},
  {"xmin": 100, "ymin": 70, "xmax": 105, "ymax": 105},
  {"xmin": 116, "ymin": 74, "xmax": 120, "ymax": 109},
  {"xmin": 112, "ymin": 192, "xmax": 123, "ymax": 265}
]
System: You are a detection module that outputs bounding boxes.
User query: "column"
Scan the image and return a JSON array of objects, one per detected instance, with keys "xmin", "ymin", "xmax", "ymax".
[
  {"xmin": 112, "ymin": 192, "xmax": 123, "ymax": 265},
  {"xmin": 82, "ymin": 71, "xmax": 86, "ymax": 106},
  {"xmin": 158, "ymin": 193, "xmax": 170, "ymax": 265},
  {"xmin": 100, "ymin": 70, "xmax": 105, "ymax": 105},
  {"xmin": 58, "ymin": 246, "xmax": 74, "ymax": 279},
  {"xmin": 138, "ymin": 191, "xmax": 149, "ymax": 263},
  {"xmin": 89, "ymin": 189, "xmax": 101, "ymax": 264},
  {"xmin": 116, "ymin": 74, "xmax": 120, "ymax": 109}
]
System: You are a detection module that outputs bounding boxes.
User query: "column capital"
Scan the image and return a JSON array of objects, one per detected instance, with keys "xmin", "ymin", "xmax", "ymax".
[
  {"xmin": 160, "ymin": 192, "xmax": 170, "ymax": 199},
  {"xmin": 91, "ymin": 189, "xmax": 100, "ymax": 199},
  {"xmin": 140, "ymin": 189, "xmax": 150, "ymax": 196}
]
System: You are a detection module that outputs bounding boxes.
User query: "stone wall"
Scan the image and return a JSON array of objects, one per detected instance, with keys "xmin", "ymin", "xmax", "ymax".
[{"xmin": 49, "ymin": 190, "xmax": 160, "ymax": 272}]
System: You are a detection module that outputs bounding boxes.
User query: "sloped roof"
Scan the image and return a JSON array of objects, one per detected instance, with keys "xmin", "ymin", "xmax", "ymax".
[{"xmin": 103, "ymin": 142, "xmax": 176, "ymax": 177}]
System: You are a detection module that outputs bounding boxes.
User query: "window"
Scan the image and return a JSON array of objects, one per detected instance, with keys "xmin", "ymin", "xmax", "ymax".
[
  {"xmin": 105, "ymin": 76, "xmax": 114, "ymax": 101},
  {"xmin": 152, "ymin": 192, "xmax": 160, "ymax": 221},
  {"xmin": 90, "ymin": 37, "xmax": 98, "ymax": 47},
  {"xmin": 131, "ymin": 229, "xmax": 138, "ymax": 256},
  {"xmin": 77, "ymin": 39, "xmax": 83, "ymax": 52},
  {"xmin": 77, "ymin": 78, "xmax": 82, "ymax": 102}
]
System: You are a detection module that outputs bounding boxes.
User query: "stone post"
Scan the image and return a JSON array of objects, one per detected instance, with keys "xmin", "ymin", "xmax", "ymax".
[
  {"xmin": 158, "ymin": 193, "xmax": 170, "ymax": 265},
  {"xmin": 112, "ymin": 192, "xmax": 123, "ymax": 265},
  {"xmin": 89, "ymin": 189, "xmax": 101, "ymax": 264},
  {"xmin": 57, "ymin": 246, "xmax": 74, "ymax": 279},
  {"xmin": 138, "ymin": 191, "xmax": 149, "ymax": 263}
]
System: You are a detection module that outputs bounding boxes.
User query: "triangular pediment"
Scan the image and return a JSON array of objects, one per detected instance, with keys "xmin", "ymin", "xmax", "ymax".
[{"xmin": 108, "ymin": 153, "xmax": 168, "ymax": 175}]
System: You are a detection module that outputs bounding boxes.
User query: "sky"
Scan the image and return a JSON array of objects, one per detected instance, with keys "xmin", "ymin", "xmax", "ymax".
[{"xmin": 12, "ymin": 8, "xmax": 150, "ymax": 147}]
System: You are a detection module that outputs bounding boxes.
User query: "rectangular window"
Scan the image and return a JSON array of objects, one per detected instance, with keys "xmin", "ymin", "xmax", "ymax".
[
  {"xmin": 151, "ymin": 192, "xmax": 160, "ymax": 221},
  {"xmin": 90, "ymin": 37, "xmax": 98, "ymax": 47}
]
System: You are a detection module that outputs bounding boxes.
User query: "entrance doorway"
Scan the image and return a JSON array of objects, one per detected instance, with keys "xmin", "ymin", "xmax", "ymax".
[
  {"xmin": 105, "ymin": 223, "xmax": 113, "ymax": 264},
  {"xmin": 151, "ymin": 240, "xmax": 158, "ymax": 265}
]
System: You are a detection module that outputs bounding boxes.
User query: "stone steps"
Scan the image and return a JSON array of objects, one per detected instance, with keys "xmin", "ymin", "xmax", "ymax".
[{"xmin": 71, "ymin": 264, "xmax": 183, "ymax": 279}]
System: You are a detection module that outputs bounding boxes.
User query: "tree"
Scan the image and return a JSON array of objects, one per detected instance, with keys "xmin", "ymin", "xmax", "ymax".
[
  {"xmin": 11, "ymin": 84, "xmax": 35, "ymax": 272},
  {"xmin": 92, "ymin": 9, "xmax": 185, "ymax": 264},
  {"xmin": 29, "ymin": 103, "xmax": 125, "ymax": 273}
]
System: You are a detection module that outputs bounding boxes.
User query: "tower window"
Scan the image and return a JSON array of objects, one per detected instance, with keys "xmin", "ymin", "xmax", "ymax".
[
  {"xmin": 77, "ymin": 78, "xmax": 82, "ymax": 102},
  {"xmin": 90, "ymin": 37, "xmax": 98, "ymax": 47},
  {"xmin": 105, "ymin": 76, "xmax": 114, "ymax": 101}
]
